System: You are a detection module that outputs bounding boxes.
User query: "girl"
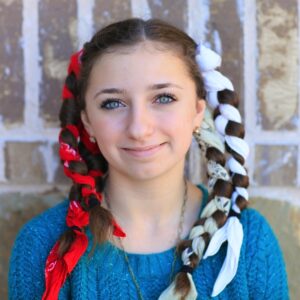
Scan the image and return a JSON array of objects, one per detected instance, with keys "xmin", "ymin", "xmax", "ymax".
[{"xmin": 9, "ymin": 18, "xmax": 288, "ymax": 299}]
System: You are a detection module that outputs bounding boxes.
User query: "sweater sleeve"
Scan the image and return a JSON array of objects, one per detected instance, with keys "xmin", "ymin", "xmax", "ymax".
[
  {"xmin": 243, "ymin": 209, "xmax": 289, "ymax": 300},
  {"xmin": 8, "ymin": 201, "xmax": 70, "ymax": 300}
]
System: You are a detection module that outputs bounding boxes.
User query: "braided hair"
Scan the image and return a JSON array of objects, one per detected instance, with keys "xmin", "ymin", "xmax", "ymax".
[{"xmin": 42, "ymin": 18, "xmax": 249, "ymax": 300}]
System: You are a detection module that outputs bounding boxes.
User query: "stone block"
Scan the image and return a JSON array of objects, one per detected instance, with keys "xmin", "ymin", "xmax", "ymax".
[
  {"xmin": 94, "ymin": 0, "xmax": 131, "ymax": 31},
  {"xmin": 94, "ymin": 0, "xmax": 187, "ymax": 32},
  {"xmin": 257, "ymin": 0, "xmax": 298, "ymax": 130},
  {"xmin": 52, "ymin": 143, "xmax": 71, "ymax": 185},
  {"xmin": 5, "ymin": 142, "xmax": 47, "ymax": 184},
  {"xmin": 148, "ymin": 0, "xmax": 187, "ymax": 30},
  {"xmin": 254, "ymin": 145, "xmax": 298, "ymax": 186},
  {"xmin": 39, "ymin": 0, "xmax": 77, "ymax": 126},
  {"xmin": 0, "ymin": 0, "xmax": 24, "ymax": 126}
]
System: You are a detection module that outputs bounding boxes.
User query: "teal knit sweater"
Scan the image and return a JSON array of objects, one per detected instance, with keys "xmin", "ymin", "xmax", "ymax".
[{"xmin": 9, "ymin": 185, "xmax": 289, "ymax": 299}]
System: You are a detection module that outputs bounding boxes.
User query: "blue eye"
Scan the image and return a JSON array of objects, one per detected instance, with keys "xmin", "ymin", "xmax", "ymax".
[
  {"xmin": 100, "ymin": 99, "xmax": 125, "ymax": 110},
  {"xmin": 155, "ymin": 93, "xmax": 176, "ymax": 104}
]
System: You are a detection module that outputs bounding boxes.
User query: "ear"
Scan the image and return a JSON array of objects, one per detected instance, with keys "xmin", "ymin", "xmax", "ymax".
[
  {"xmin": 193, "ymin": 98, "xmax": 206, "ymax": 128},
  {"xmin": 81, "ymin": 110, "xmax": 95, "ymax": 137}
]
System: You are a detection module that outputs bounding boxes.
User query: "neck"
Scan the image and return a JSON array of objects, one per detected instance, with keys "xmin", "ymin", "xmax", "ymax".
[{"xmin": 104, "ymin": 164, "xmax": 186, "ymax": 228}]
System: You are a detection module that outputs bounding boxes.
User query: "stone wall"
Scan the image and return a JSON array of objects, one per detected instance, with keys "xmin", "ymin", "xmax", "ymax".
[{"xmin": 1, "ymin": 0, "xmax": 299, "ymax": 299}]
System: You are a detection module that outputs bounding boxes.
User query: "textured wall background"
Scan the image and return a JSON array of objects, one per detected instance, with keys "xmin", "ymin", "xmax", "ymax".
[{"xmin": 1, "ymin": 0, "xmax": 299, "ymax": 299}]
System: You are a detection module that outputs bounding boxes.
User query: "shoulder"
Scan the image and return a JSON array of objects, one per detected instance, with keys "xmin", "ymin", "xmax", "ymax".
[
  {"xmin": 15, "ymin": 199, "xmax": 69, "ymax": 245},
  {"xmin": 10, "ymin": 199, "xmax": 69, "ymax": 264},
  {"xmin": 240, "ymin": 207, "xmax": 278, "ymax": 245},
  {"xmin": 240, "ymin": 206, "xmax": 269, "ymax": 230},
  {"xmin": 239, "ymin": 207, "xmax": 289, "ymax": 299},
  {"xmin": 9, "ymin": 200, "xmax": 69, "ymax": 299},
  {"xmin": 239, "ymin": 206, "xmax": 282, "ymax": 257}
]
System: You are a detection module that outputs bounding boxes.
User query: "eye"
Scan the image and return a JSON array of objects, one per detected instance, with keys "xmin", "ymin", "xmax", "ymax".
[
  {"xmin": 155, "ymin": 93, "xmax": 177, "ymax": 104},
  {"xmin": 100, "ymin": 99, "xmax": 126, "ymax": 110}
]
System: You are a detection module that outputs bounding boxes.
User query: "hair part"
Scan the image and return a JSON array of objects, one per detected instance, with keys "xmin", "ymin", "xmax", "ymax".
[{"xmin": 78, "ymin": 18, "xmax": 205, "ymax": 111}]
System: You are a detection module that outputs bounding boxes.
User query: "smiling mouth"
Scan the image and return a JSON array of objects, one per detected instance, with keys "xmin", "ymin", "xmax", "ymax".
[
  {"xmin": 121, "ymin": 143, "xmax": 166, "ymax": 157},
  {"xmin": 125, "ymin": 144, "xmax": 164, "ymax": 151}
]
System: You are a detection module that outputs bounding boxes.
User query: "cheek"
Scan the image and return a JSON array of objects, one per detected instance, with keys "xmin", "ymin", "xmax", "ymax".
[
  {"xmin": 87, "ymin": 115, "xmax": 116, "ymax": 146},
  {"xmin": 168, "ymin": 108, "xmax": 196, "ymax": 132},
  {"xmin": 164, "ymin": 111, "xmax": 195, "ymax": 149}
]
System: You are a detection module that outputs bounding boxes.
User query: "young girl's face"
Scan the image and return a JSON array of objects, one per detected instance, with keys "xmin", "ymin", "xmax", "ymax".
[{"xmin": 82, "ymin": 41, "xmax": 205, "ymax": 181}]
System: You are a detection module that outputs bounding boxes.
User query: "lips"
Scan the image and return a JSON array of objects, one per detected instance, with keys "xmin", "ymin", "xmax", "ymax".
[
  {"xmin": 121, "ymin": 143, "xmax": 166, "ymax": 158},
  {"xmin": 125, "ymin": 144, "xmax": 162, "ymax": 151}
]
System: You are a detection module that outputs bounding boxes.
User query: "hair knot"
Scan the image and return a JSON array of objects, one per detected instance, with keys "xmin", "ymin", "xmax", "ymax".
[
  {"xmin": 88, "ymin": 196, "xmax": 100, "ymax": 209},
  {"xmin": 180, "ymin": 265, "xmax": 194, "ymax": 274}
]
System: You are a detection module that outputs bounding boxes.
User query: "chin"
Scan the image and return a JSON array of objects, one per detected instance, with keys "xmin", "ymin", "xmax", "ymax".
[{"xmin": 122, "ymin": 160, "xmax": 183, "ymax": 182}]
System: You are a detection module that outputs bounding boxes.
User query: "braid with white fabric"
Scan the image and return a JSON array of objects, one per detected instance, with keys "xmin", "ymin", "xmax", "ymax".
[{"xmin": 159, "ymin": 44, "xmax": 249, "ymax": 299}]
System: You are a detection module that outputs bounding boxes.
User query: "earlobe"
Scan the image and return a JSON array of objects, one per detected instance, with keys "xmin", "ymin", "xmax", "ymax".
[{"xmin": 81, "ymin": 111, "xmax": 94, "ymax": 137}]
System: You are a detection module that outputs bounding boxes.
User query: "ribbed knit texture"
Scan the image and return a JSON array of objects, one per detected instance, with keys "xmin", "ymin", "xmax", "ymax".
[{"xmin": 9, "ymin": 185, "xmax": 289, "ymax": 299}]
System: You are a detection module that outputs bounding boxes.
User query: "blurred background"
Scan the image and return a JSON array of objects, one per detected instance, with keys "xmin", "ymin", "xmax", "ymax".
[{"xmin": 0, "ymin": 0, "xmax": 299, "ymax": 299}]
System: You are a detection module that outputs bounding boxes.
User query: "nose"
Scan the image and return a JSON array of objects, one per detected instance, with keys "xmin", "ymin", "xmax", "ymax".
[{"xmin": 126, "ymin": 103, "xmax": 154, "ymax": 140}]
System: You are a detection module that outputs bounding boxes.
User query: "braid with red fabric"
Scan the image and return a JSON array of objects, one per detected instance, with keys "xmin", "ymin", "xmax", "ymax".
[{"xmin": 42, "ymin": 51, "xmax": 125, "ymax": 300}]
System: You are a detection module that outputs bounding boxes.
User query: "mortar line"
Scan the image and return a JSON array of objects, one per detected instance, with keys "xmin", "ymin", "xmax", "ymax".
[
  {"xmin": 249, "ymin": 187, "xmax": 300, "ymax": 206},
  {"xmin": 23, "ymin": 0, "xmax": 42, "ymax": 130},
  {"xmin": 130, "ymin": 0, "xmax": 151, "ymax": 20},
  {"xmin": 244, "ymin": 0, "xmax": 257, "ymax": 185},
  {"xmin": 186, "ymin": 0, "xmax": 211, "ymax": 184},
  {"xmin": 251, "ymin": 132, "xmax": 300, "ymax": 145},
  {"xmin": 187, "ymin": 0, "xmax": 210, "ymax": 43},
  {"xmin": 0, "ymin": 128, "xmax": 59, "ymax": 142},
  {"xmin": 0, "ymin": 142, "xmax": 7, "ymax": 182},
  {"xmin": 38, "ymin": 141, "xmax": 59, "ymax": 183},
  {"xmin": 77, "ymin": 0, "xmax": 94, "ymax": 49},
  {"xmin": 297, "ymin": 0, "xmax": 300, "ymax": 187},
  {"xmin": 0, "ymin": 184, "xmax": 69, "ymax": 194}
]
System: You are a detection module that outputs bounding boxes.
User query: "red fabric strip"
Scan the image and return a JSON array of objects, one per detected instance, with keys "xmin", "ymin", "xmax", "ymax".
[
  {"xmin": 64, "ymin": 167, "xmax": 95, "ymax": 187},
  {"xmin": 79, "ymin": 124, "xmax": 100, "ymax": 154},
  {"xmin": 62, "ymin": 85, "xmax": 73, "ymax": 100},
  {"xmin": 42, "ymin": 232, "xmax": 88, "ymax": 300}
]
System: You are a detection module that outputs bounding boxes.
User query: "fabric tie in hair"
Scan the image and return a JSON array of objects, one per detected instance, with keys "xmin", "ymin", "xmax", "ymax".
[
  {"xmin": 42, "ymin": 49, "xmax": 125, "ymax": 300},
  {"xmin": 42, "ymin": 201, "xmax": 89, "ymax": 299},
  {"xmin": 196, "ymin": 43, "xmax": 247, "ymax": 297},
  {"xmin": 203, "ymin": 217, "xmax": 243, "ymax": 297},
  {"xmin": 158, "ymin": 273, "xmax": 198, "ymax": 300}
]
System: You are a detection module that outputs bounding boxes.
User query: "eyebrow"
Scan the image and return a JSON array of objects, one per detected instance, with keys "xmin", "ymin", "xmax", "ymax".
[{"xmin": 93, "ymin": 83, "xmax": 183, "ymax": 99}]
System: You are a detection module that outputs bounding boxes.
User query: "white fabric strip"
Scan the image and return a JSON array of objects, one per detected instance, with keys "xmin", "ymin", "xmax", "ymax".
[
  {"xmin": 189, "ymin": 225, "xmax": 205, "ymax": 240},
  {"xmin": 219, "ymin": 104, "xmax": 242, "ymax": 123},
  {"xmin": 196, "ymin": 43, "xmax": 221, "ymax": 71},
  {"xmin": 215, "ymin": 115, "xmax": 228, "ymax": 135},
  {"xmin": 207, "ymin": 91, "xmax": 219, "ymax": 109},
  {"xmin": 231, "ymin": 191, "xmax": 242, "ymax": 213},
  {"xmin": 227, "ymin": 157, "xmax": 247, "ymax": 176},
  {"xmin": 235, "ymin": 187, "xmax": 249, "ymax": 200},
  {"xmin": 203, "ymin": 217, "xmax": 243, "ymax": 297},
  {"xmin": 181, "ymin": 247, "xmax": 194, "ymax": 266},
  {"xmin": 192, "ymin": 236, "xmax": 206, "ymax": 257},
  {"xmin": 225, "ymin": 136, "xmax": 250, "ymax": 159},
  {"xmin": 202, "ymin": 70, "xmax": 234, "ymax": 92}
]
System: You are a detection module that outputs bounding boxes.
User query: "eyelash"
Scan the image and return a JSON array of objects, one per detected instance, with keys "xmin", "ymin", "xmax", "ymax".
[
  {"xmin": 155, "ymin": 93, "xmax": 177, "ymax": 104},
  {"xmin": 100, "ymin": 93, "xmax": 177, "ymax": 110}
]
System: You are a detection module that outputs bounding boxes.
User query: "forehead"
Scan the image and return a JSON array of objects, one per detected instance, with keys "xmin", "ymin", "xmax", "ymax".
[{"xmin": 89, "ymin": 41, "xmax": 192, "ymax": 83}]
